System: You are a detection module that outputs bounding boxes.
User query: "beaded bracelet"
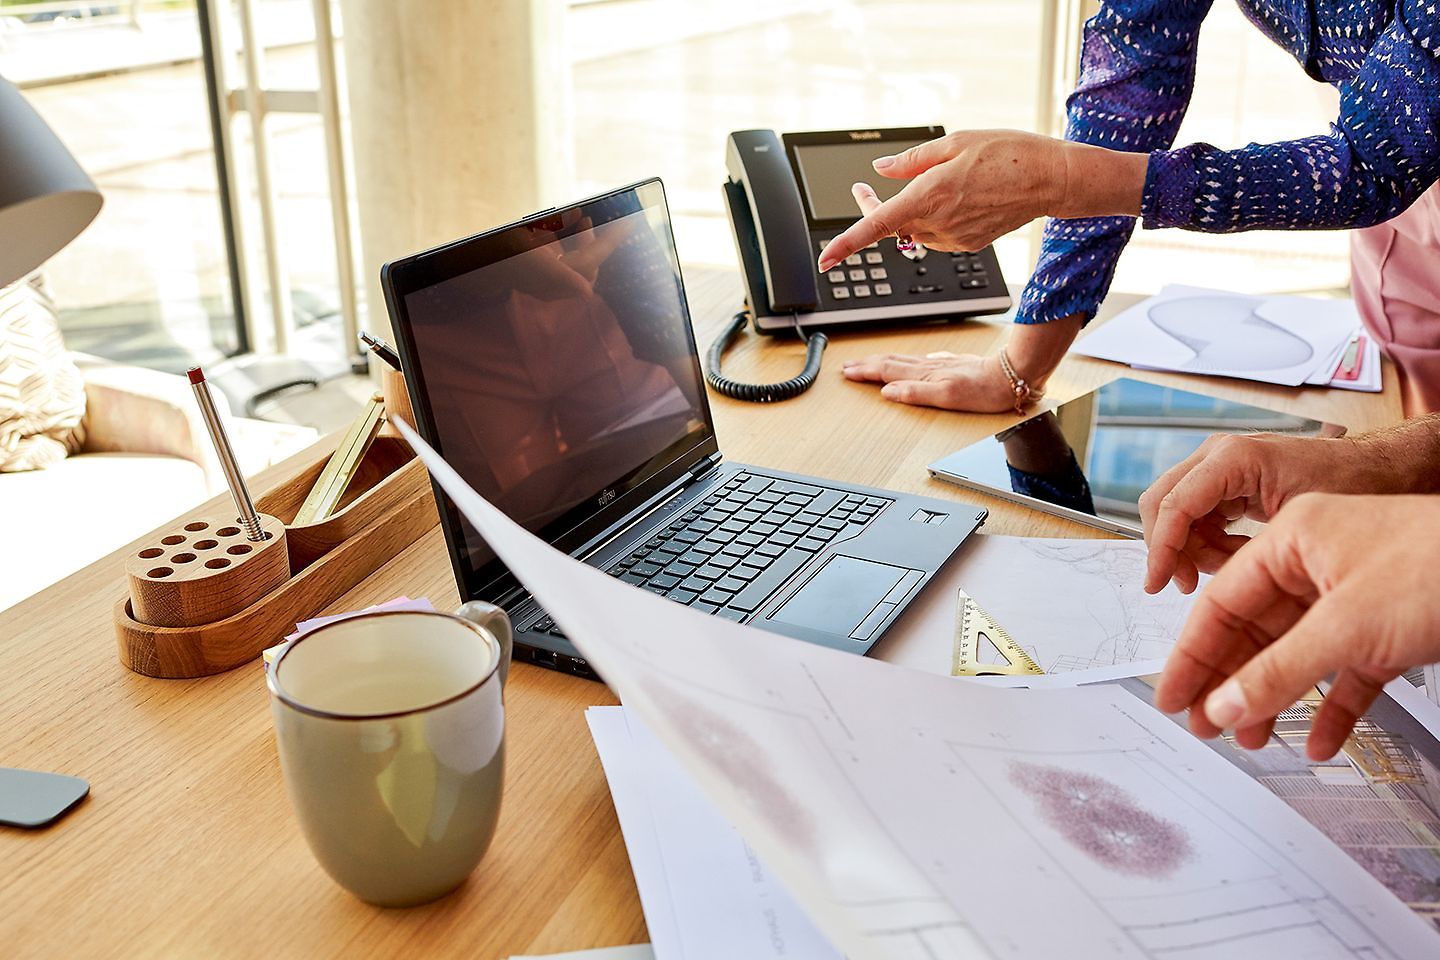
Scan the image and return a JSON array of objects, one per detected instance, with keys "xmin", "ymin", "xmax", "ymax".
[{"xmin": 997, "ymin": 348, "xmax": 1044, "ymax": 415}]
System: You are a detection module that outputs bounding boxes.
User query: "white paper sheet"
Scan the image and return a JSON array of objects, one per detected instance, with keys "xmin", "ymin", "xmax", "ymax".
[
  {"xmin": 508, "ymin": 947, "xmax": 654, "ymax": 960},
  {"xmin": 1073, "ymin": 285, "xmax": 1360, "ymax": 387},
  {"xmin": 588, "ymin": 707, "xmax": 843, "ymax": 960},
  {"xmin": 873, "ymin": 536, "xmax": 1198, "ymax": 678},
  {"xmin": 396, "ymin": 418, "xmax": 1440, "ymax": 960}
]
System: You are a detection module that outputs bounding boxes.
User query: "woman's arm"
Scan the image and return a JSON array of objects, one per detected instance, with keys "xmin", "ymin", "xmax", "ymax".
[
  {"xmin": 1015, "ymin": 0, "xmax": 1215, "ymax": 326},
  {"xmin": 1143, "ymin": 5, "xmax": 1440, "ymax": 233}
]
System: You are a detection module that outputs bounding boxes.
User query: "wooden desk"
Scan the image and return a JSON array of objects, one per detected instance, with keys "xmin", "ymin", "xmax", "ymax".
[{"xmin": 0, "ymin": 270, "xmax": 1402, "ymax": 958}]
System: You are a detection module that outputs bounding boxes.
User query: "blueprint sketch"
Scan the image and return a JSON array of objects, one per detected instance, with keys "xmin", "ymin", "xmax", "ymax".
[
  {"xmin": 875, "ymin": 536, "xmax": 1198, "ymax": 678},
  {"xmin": 399, "ymin": 419, "xmax": 1440, "ymax": 960}
]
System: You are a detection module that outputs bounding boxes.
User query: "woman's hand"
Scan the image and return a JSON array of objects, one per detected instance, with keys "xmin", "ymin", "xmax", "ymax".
[
  {"xmin": 841, "ymin": 352, "xmax": 1017, "ymax": 412},
  {"xmin": 843, "ymin": 315, "xmax": 1084, "ymax": 413},
  {"xmin": 817, "ymin": 130, "xmax": 1146, "ymax": 272},
  {"xmin": 1153, "ymin": 493, "xmax": 1440, "ymax": 761}
]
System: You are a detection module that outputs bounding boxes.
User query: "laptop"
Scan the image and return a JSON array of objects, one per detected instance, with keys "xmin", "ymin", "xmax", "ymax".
[{"xmin": 382, "ymin": 179, "xmax": 987, "ymax": 679}]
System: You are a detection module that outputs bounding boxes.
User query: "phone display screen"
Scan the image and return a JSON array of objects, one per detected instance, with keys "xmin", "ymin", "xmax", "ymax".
[{"xmin": 791, "ymin": 139, "xmax": 925, "ymax": 223}]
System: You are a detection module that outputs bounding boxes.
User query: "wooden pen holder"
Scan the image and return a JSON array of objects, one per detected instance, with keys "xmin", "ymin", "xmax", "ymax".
[
  {"xmin": 115, "ymin": 431, "xmax": 438, "ymax": 680},
  {"xmin": 125, "ymin": 514, "xmax": 290, "ymax": 628}
]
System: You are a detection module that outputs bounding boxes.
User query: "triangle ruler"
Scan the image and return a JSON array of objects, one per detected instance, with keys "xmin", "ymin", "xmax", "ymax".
[{"xmin": 952, "ymin": 589, "xmax": 1043, "ymax": 678}]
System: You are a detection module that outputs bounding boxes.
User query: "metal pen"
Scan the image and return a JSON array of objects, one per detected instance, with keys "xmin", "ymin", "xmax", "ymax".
[
  {"xmin": 187, "ymin": 366, "xmax": 266, "ymax": 542},
  {"xmin": 359, "ymin": 331, "xmax": 403, "ymax": 371}
]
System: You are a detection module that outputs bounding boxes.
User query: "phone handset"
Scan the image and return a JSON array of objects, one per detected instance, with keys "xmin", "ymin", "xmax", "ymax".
[
  {"xmin": 723, "ymin": 130, "xmax": 819, "ymax": 313},
  {"xmin": 710, "ymin": 131, "xmax": 828, "ymax": 403}
]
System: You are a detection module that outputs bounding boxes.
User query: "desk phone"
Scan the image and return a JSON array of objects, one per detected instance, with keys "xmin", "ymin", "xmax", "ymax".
[{"xmin": 723, "ymin": 127, "xmax": 1012, "ymax": 333}]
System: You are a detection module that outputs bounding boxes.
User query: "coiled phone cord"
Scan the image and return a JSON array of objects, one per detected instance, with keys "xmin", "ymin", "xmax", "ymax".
[{"xmin": 705, "ymin": 311, "xmax": 829, "ymax": 403}]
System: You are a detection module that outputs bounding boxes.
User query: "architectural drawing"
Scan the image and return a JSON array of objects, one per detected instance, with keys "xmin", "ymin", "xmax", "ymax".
[
  {"xmin": 962, "ymin": 538, "xmax": 1191, "ymax": 673},
  {"xmin": 405, "ymin": 421, "xmax": 1440, "ymax": 960},
  {"xmin": 1120, "ymin": 678, "xmax": 1440, "ymax": 933},
  {"xmin": 1007, "ymin": 761, "xmax": 1195, "ymax": 879}
]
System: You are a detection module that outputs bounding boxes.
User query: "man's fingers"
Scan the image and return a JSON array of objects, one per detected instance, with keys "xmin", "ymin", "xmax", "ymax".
[
  {"xmin": 1139, "ymin": 436, "xmax": 1219, "ymax": 547},
  {"xmin": 879, "ymin": 379, "xmax": 956, "ymax": 409},
  {"xmin": 1307, "ymin": 669, "xmax": 1391, "ymax": 760},
  {"xmin": 1173, "ymin": 551, "xmax": 1201, "ymax": 595},
  {"xmin": 818, "ymin": 192, "xmax": 920, "ymax": 272},
  {"xmin": 1233, "ymin": 715, "xmax": 1277, "ymax": 750},
  {"xmin": 1145, "ymin": 455, "xmax": 1256, "ymax": 593},
  {"xmin": 1184, "ymin": 522, "xmax": 1250, "ymax": 577},
  {"xmin": 871, "ymin": 134, "xmax": 961, "ymax": 179},
  {"xmin": 1154, "ymin": 534, "xmax": 1311, "ymax": 716},
  {"xmin": 1202, "ymin": 594, "xmax": 1352, "ymax": 732}
]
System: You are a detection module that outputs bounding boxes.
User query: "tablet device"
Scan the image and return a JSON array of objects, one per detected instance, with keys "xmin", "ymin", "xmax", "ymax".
[{"xmin": 927, "ymin": 378, "xmax": 1341, "ymax": 536}]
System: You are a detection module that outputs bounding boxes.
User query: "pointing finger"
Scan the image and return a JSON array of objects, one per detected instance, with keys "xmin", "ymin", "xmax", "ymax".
[
  {"xmin": 818, "ymin": 191, "xmax": 920, "ymax": 272},
  {"xmin": 851, "ymin": 182, "xmax": 882, "ymax": 217}
]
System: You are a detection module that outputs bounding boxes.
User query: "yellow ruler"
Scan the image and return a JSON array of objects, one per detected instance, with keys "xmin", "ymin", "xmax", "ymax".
[
  {"xmin": 294, "ymin": 391, "xmax": 387, "ymax": 525},
  {"xmin": 952, "ymin": 589, "xmax": 1043, "ymax": 678}
]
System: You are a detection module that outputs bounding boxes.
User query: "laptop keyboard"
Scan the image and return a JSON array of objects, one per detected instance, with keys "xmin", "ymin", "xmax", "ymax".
[{"xmin": 527, "ymin": 472, "xmax": 892, "ymax": 638}]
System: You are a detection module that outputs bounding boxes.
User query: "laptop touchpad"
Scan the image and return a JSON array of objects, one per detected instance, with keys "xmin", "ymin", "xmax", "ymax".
[{"xmin": 769, "ymin": 555, "xmax": 915, "ymax": 638}]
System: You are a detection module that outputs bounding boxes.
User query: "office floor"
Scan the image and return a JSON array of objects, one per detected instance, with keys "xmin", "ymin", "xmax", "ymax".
[{"xmin": 9, "ymin": 0, "xmax": 1352, "ymax": 435}]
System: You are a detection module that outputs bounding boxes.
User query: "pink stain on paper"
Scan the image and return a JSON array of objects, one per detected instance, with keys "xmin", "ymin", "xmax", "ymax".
[{"xmin": 1008, "ymin": 761, "xmax": 1193, "ymax": 879}]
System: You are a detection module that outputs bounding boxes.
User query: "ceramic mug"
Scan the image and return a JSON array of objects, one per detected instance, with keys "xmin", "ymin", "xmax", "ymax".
[{"xmin": 267, "ymin": 602, "xmax": 512, "ymax": 907}]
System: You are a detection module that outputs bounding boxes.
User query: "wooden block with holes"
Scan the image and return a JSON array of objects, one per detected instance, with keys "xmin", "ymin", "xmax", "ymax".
[
  {"xmin": 125, "ymin": 515, "xmax": 290, "ymax": 629},
  {"xmin": 113, "ymin": 432, "xmax": 439, "ymax": 679}
]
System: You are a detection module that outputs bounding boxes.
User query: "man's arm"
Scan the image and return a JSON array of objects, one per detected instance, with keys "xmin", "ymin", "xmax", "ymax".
[{"xmin": 1140, "ymin": 414, "xmax": 1440, "ymax": 594}]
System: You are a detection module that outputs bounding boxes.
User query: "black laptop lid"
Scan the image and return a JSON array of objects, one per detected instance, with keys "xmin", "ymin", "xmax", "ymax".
[{"xmin": 383, "ymin": 180, "xmax": 718, "ymax": 602}]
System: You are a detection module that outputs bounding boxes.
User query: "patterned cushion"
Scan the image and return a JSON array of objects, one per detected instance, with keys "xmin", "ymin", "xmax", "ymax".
[{"xmin": 0, "ymin": 278, "xmax": 86, "ymax": 472}]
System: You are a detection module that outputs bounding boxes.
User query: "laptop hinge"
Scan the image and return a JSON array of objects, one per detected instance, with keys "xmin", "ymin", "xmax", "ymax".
[{"xmin": 687, "ymin": 453, "xmax": 722, "ymax": 482}]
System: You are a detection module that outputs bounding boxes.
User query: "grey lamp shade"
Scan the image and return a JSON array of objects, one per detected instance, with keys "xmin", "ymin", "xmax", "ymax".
[{"xmin": 0, "ymin": 76, "xmax": 103, "ymax": 288}]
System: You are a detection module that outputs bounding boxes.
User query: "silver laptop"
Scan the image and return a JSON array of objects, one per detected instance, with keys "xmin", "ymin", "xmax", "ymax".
[{"xmin": 382, "ymin": 179, "xmax": 987, "ymax": 680}]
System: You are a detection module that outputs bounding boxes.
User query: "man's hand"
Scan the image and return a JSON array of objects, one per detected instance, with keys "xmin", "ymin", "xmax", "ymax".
[
  {"xmin": 841, "ymin": 352, "xmax": 1016, "ymax": 412},
  {"xmin": 816, "ymin": 130, "xmax": 1146, "ymax": 273},
  {"xmin": 1140, "ymin": 422, "xmax": 1440, "ymax": 596},
  {"xmin": 1153, "ymin": 493, "xmax": 1440, "ymax": 761}
]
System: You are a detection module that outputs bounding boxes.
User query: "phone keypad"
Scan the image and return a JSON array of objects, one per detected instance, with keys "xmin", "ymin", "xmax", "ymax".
[{"xmin": 817, "ymin": 241, "xmax": 1000, "ymax": 308}]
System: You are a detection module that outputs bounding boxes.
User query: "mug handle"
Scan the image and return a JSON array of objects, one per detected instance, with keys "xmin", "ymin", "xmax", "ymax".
[{"xmin": 456, "ymin": 601, "xmax": 513, "ymax": 687}]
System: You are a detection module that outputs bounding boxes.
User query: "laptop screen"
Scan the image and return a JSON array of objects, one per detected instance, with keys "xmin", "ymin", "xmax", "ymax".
[{"xmin": 388, "ymin": 181, "xmax": 714, "ymax": 596}]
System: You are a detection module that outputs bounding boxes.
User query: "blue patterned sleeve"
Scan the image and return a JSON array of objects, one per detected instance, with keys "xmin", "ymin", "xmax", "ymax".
[
  {"xmin": 1017, "ymin": 0, "xmax": 1215, "ymax": 325},
  {"xmin": 1144, "ymin": 4, "xmax": 1440, "ymax": 234}
]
